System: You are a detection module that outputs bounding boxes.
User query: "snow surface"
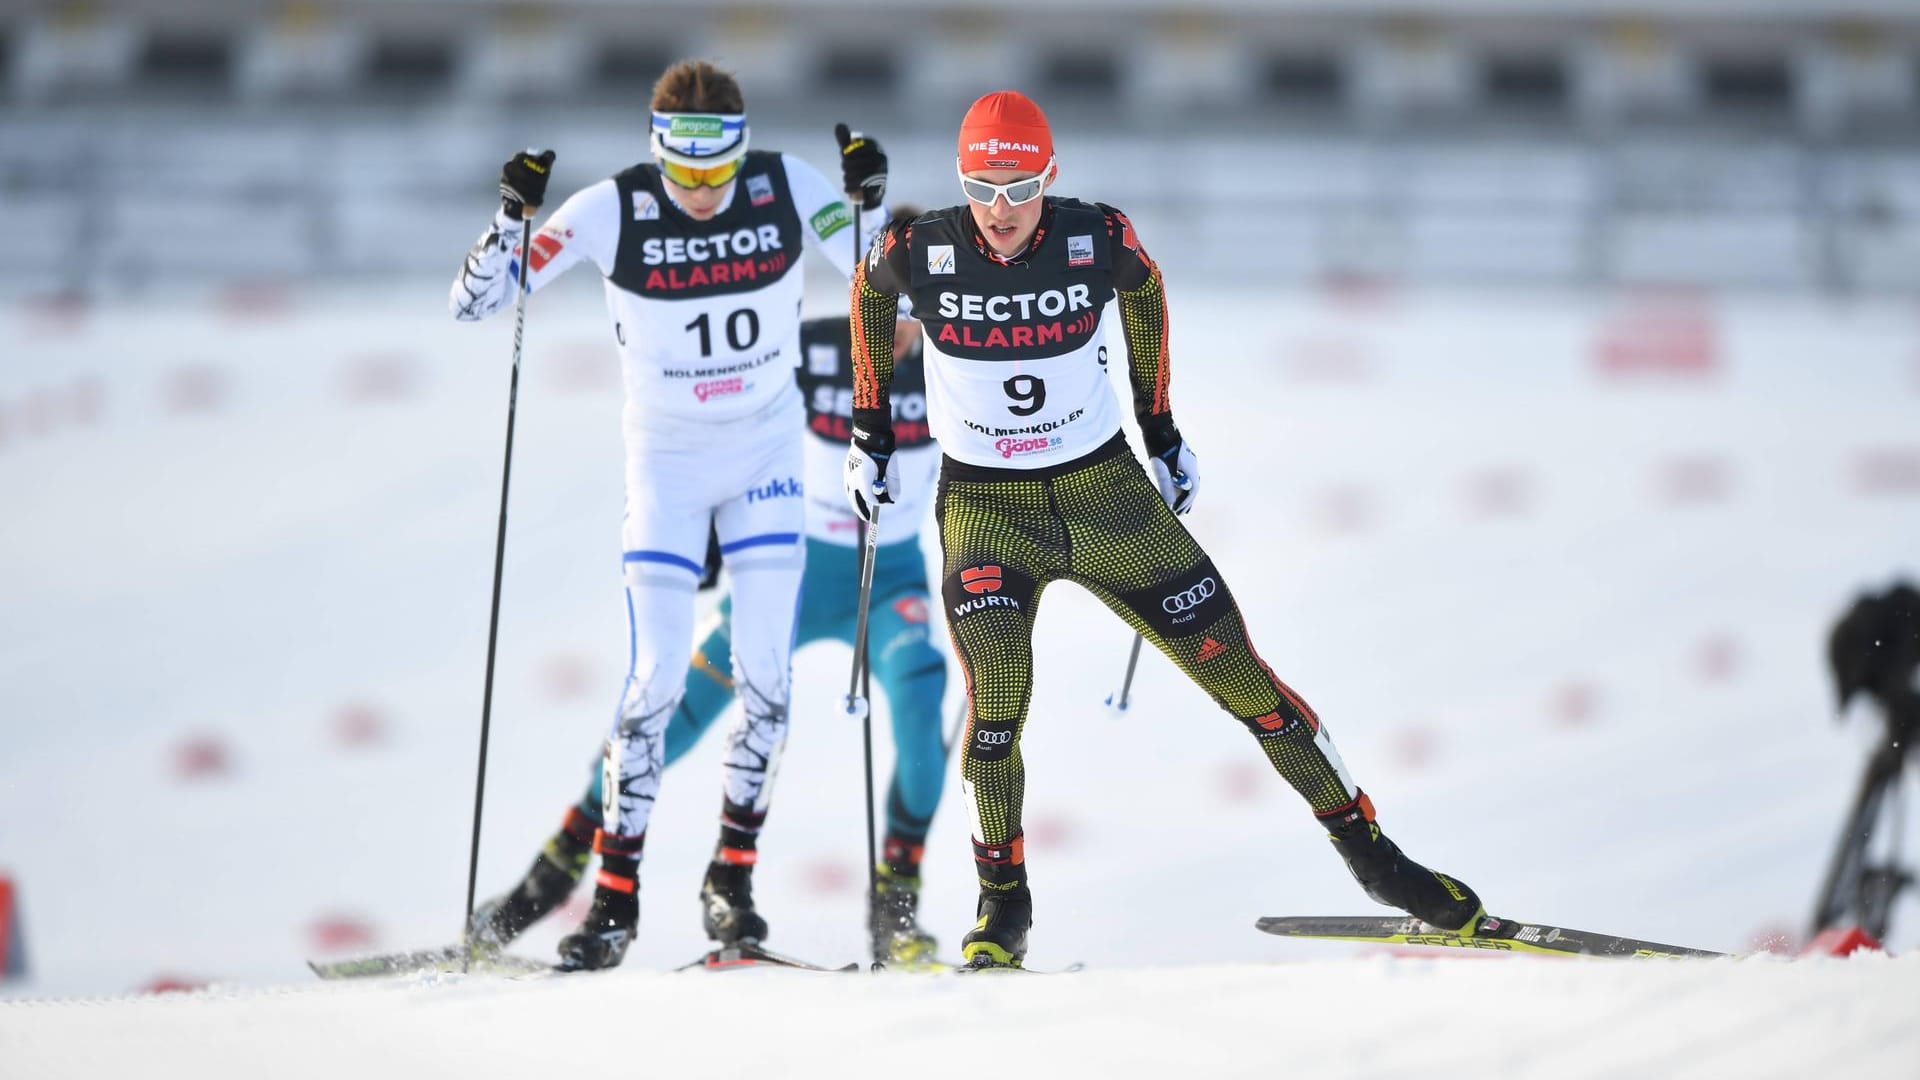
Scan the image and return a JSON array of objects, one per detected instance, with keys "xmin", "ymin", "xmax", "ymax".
[
  {"xmin": 2, "ymin": 275, "xmax": 1918, "ymax": 1077},
  {"xmin": 7, "ymin": 955, "xmax": 1920, "ymax": 1080}
]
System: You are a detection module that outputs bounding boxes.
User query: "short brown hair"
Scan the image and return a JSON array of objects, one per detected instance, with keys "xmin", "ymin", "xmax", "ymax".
[{"xmin": 651, "ymin": 60, "xmax": 746, "ymax": 114}]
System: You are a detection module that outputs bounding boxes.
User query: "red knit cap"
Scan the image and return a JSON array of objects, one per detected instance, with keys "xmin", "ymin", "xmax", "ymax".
[{"xmin": 957, "ymin": 91, "xmax": 1054, "ymax": 175}]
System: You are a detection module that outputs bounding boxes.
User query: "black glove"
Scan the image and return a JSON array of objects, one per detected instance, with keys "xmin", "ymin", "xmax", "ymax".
[
  {"xmin": 500, "ymin": 148, "xmax": 557, "ymax": 220},
  {"xmin": 1141, "ymin": 416, "xmax": 1200, "ymax": 515},
  {"xmin": 844, "ymin": 409, "xmax": 897, "ymax": 523},
  {"xmin": 833, "ymin": 124, "xmax": 888, "ymax": 211}
]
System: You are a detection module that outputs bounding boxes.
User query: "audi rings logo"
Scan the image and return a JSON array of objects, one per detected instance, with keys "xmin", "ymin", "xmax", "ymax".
[
  {"xmin": 1162, "ymin": 577, "xmax": 1218, "ymax": 614},
  {"xmin": 975, "ymin": 729, "xmax": 1013, "ymax": 746}
]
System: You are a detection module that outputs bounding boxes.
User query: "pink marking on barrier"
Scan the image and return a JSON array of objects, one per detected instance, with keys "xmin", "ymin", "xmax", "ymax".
[
  {"xmin": 331, "ymin": 703, "xmax": 388, "ymax": 749},
  {"xmin": 1317, "ymin": 271, "xmax": 1399, "ymax": 313},
  {"xmin": 1280, "ymin": 337, "xmax": 1375, "ymax": 383},
  {"xmin": 541, "ymin": 653, "xmax": 598, "ymax": 702},
  {"xmin": 1466, "ymin": 467, "xmax": 1533, "ymax": 518},
  {"xmin": 1025, "ymin": 814, "xmax": 1078, "ymax": 852},
  {"xmin": 215, "ymin": 279, "xmax": 293, "ymax": 321},
  {"xmin": 1216, "ymin": 761, "xmax": 1264, "ymax": 804},
  {"xmin": 1594, "ymin": 290, "xmax": 1719, "ymax": 379},
  {"xmin": 1696, "ymin": 633, "xmax": 1741, "ymax": 683},
  {"xmin": 1317, "ymin": 486, "xmax": 1376, "ymax": 534},
  {"xmin": 1549, "ymin": 682, "xmax": 1599, "ymax": 728},
  {"xmin": 171, "ymin": 733, "xmax": 233, "ymax": 781},
  {"xmin": 342, "ymin": 353, "xmax": 420, "ymax": 404},
  {"xmin": 22, "ymin": 291, "xmax": 90, "ymax": 336},
  {"xmin": 164, "ymin": 365, "xmax": 229, "ymax": 415},
  {"xmin": 1387, "ymin": 725, "xmax": 1440, "ymax": 771},
  {"xmin": 69, "ymin": 377, "xmax": 105, "ymax": 427},
  {"xmin": 307, "ymin": 913, "xmax": 378, "ymax": 953},
  {"xmin": 138, "ymin": 975, "xmax": 210, "ymax": 995},
  {"xmin": 1658, "ymin": 455, "xmax": 1732, "ymax": 506},
  {"xmin": 799, "ymin": 858, "xmax": 855, "ymax": 895},
  {"xmin": 1854, "ymin": 447, "xmax": 1920, "ymax": 495}
]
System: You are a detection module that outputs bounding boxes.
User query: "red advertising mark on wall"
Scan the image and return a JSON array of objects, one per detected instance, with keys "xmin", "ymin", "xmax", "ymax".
[
  {"xmin": 342, "ymin": 353, "xmax": 420, "ymax": 404},
  {"xmin": 1658, "ymin": 455, "xmax": 1733, "ymax": 506},
  {"xmin": 172, "ymin": 733, "xmax": 233, "ymax": 781},
  {"xmin": 165, "ymin": 365, "xmax": 229, "ymax": 415},
  {"xmin": 1466, "ymin": 467, "xmax": 1534, "ymax": 518},
  {"xmin": 1855, "ymin": 447, "xmax": 1920, "ymax": 496},
  {"xmin": 308, "ymin": 913, "xmax": 378, "ymax": 953},
  {"xmin": 1595, "ymin": 291, "xmax": 1719, "ymax": 378}
]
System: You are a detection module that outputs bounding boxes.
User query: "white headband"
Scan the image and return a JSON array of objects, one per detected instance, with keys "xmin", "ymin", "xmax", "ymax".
[{"xmin": 650, "ymin": 112, "xmax": 750, "ymax": 167}]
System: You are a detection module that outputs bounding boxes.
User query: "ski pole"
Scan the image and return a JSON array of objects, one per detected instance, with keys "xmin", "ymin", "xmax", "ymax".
[
  {"xmin": 843, "ymin": 511, "xmax": 883, "ymax": 967},
  {"xmin": 839, "ymin": 169, "xmax": 885, "ymax": 969},
  {"xmin": 462, "ymin": 207, "xmax": 537, "ymax": 971},
  {"xmin": 1105, "ymin": 632, "xmax": 1145, "ymax": 715}
]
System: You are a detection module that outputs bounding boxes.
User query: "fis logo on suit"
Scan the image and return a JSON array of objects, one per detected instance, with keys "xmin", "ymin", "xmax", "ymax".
[
  {"xmin": 1161, "ymin": 577, "xmax": 1217, "ymax": 624},
  {"xmin": 747, "ymin": 477, "xmax": 802, "ymax": 503}
]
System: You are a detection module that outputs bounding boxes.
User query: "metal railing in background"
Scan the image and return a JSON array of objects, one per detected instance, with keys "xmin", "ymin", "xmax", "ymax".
[
  {"xmin": 3, "ymin": 110, "xmax": 1915, "ymax": 294},
  {"xmin": 1, "ymin": 1, "xmax": 1916, "ymax": 293}
]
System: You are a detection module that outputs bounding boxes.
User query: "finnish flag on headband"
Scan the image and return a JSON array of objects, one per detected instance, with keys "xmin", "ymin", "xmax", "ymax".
[{"xmin": 650, "ymin": 112, "xmax": 749, "ymax": 164}]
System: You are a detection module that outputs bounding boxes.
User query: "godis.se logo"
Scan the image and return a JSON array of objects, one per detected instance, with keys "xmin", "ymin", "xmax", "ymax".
[
  {"xmin": 694, "ymin": 377, "xmax": 745, "ymax": 402},
  {"xmin": 994, "ymin": 436, "xmax": 1062, "ymax": 459},
  {"xmin": 960, "ymin": 566, "xmax": 1003, "ymax": 594}
]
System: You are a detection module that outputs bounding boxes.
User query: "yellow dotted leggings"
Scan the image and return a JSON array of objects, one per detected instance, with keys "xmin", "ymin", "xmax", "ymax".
[{"xmin": 937, "ymin": 435, "xmax": 1362, "ymax": 886}]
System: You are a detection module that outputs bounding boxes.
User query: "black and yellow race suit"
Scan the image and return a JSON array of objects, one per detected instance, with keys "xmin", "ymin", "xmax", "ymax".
[{"xmin": 851, "ymin": 199, "xmax": 1366, "ymax": 891}]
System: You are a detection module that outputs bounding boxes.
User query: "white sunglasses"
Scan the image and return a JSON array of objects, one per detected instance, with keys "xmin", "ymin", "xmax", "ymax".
[{"xmin": 956, "ymin": 157, "xmax": 1054, "ymax": 207}]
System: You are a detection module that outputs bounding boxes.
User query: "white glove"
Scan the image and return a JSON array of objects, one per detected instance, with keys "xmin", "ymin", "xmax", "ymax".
[
  {"xmin": 1148, "ymin": 436, "xmax": 1200, "ymax": 515},
  {"xmin": 843, "ymin": 442, "xmax": 895, "ymax": 523}
]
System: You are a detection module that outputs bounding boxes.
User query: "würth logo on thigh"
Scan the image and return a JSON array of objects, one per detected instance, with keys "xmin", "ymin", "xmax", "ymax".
[
  {"xmin": 961, "ymin": 566, "xmax": 1003, "ymax": 594},
  {"xmin": 946, "ymin": 563, "xmax": 1029, "ymax": 619}
]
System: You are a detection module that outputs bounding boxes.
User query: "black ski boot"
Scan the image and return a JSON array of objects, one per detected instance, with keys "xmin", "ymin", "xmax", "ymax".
[
  {"xmin": 467, "ymin": 808, "xmax": 596, "ymax": 951},
  {"xmin": 960, "ymin": 886, "xmax": 1032, "ymax": 969},
  {"xmin": 556, "ymin": 884, "xmax": 636, "ymax": 971},
  {"xmin": 700, "ymin": 857, "xmax": 770, "ymax": 945},
  {"xmin": 557, "ymin": 851, "xmax": 639, "ymax": 971},
  {"xmin": 1323, "ymin": 800, "xmax": 1483, "ymax": 932},
  {"xmin": 870, "ymin": 865, "xmax": 940, "ymax": 966}
]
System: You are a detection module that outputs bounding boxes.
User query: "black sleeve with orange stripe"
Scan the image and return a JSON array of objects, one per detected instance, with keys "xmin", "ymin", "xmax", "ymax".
[
  {"xmin": 1099, "ymin": 203, "xmax": 1179, "ymax": 454},
  {"xmin": 849, "ymin": 219, "xmax": 910, "ymax": 453}
]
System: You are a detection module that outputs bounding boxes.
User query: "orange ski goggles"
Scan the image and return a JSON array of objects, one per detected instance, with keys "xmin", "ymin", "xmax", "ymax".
[{"xmin": 660, "ymin": 156, "xmax": 745, "ymax": 190}]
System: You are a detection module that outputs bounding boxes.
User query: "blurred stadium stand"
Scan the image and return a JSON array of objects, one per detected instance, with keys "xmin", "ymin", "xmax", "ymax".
[{"xmin": 0, "ymin": 0, "xmax": 1916, "ymax": 292}]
